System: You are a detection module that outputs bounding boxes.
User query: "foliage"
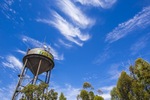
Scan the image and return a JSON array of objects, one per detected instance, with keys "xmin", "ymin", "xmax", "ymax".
[
  {"xmin": 110, "ymin": 58, "xmax": 150, "ymax": 100},
  {"xmin": 94, "ymin": 95, "xmax": 104, "ymax": 100},
  {"xmin": 77, "ymin": 82, "xmax": 104, "ymax": 100},
  {"xmin": 89, "ymin": 91, "xmax": 95, "ymax": 100},
  {"xmin": 20, "ymin": 82, "xmax": 58, "ymax": 100},
  {"xmin": 59, "ymin": 92, "xmax": 66, "ymax": 100},
  {"xmin": 47, "ymin": 89, "xmax": 58, "ymax": 100},
  {"xmin": 80, "ymin": 90, "xmax": 89, "ymax": 100},
  {"xmin": 83, "ymin": 82, "xmax": 92, "ymax": 89},
  {"xmin": 110, "ymin": 87, "xmax": 119, "ymax": 100},
  {"xmin": 20, "ymin": 84, "xmax": 38, "ymax": 100}
]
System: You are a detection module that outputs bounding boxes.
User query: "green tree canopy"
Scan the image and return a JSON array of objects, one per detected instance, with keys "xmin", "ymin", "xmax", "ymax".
[
  {"xmin": 20, "ymin": 82, "xmax": 59, "ymax": 100},
  {"xmin": 78, "ymin": 82, "xmax": 104, "ymax": 100},
  {"xmin": 47, "ymin": 89, "xmax": 58, "ymax": 100},
  {"xmin": 94, "ymin": 95, "xmax": 104, "ymax": 100},
  {"xmin": 83, "ymin": 82, "xmax": 92, "ymax": 89},
  {"xmin": 59, "ymin": 92, "xmax": 66, "ymax": 100},
  {"xmin": 110, "ymin": 58, "xmax": 150, "ymax": 100}
]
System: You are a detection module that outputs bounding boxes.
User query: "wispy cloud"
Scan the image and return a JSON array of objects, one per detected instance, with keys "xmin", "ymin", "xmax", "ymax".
[
  {"xmin": 4, "ymin": 0, "xmax": 14, "ymax": 6},
  {"xmin": 50, "ymin": 82, "xmax": 80, "ymax": 100},
  {"xmin": 101, "ymin": 92, "xmax": 111, "ymax": 100},
  {"xmin": 37, "ymin": 12, "xmax": 91, "ymax": 46},
  {"xmin": 106, "ymin": 6, "xmax": 150, "ymax": 43},
  {"xmin": 0, "ymin": 0, "xmax": 16, "ymax": 19},
  {"xmin": 0, "ymin": 82, "xmax": 15, "ymax": 100},
  {"xmin": 130, "ymin": 33, "xmax": 150, "ymax": 55},
  {"xmin": 51, "ymin": 82, "xmax": 114, "ymax": 100},
  {"xmin": 108, "ymin": 64, "xmax": 121, "ymax": 80},
  {"xmin": 16, "ymin": 49, "xmax": 26, "ymax": 55},
  {"xmin": 75, "ymin": 0, "xmax": 117, "ymax": 9},
  {"xmin": 101, "ymin": 85, "xmax": 115, "ymax": 92},
  {"xmin": 93, "ymin": 46, "xmax": 110, "ymax": 65},
  {"xmin": 62, "ymin": 84, "xmax": 80, "ymax": 100},
  {"xmin": 22, "ymin": 36, "xmax": 64, "ymax": 60},
  {"xmin": 108, "ymin": 61, "xmax": 131, "ymax": 80},
  {"xmin": 95, "ymin": 85, "xmax": 115, "ymax": 100},
  {"xmin": 2, "ymin": 55, "xmax": 22, "ymax": 70},
  {"xmin": 36, "ymin": 0, "xmax": 94, "ymax": 47},
  {"xmin": 58, "ymin": 39, "xmax": 72, "ymax": 48},
  {"xmin": 0, "ymin": 56, "xmax": 4, "ymax": 59},
  {"xmin": 83, "ymin": 73, "xmax": 98, "ymax": 81},
  {"xmin": 58, "ymin": 0, "xmax": 94, "ymax": 28},
  {"xmin": 94, "ymin": 51, "xmax": 110, "ymax": 65}
]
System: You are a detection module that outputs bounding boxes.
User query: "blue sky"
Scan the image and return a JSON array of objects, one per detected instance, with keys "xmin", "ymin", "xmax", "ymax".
[{"xmin": 0, "ymin": 0, "xmax": 150, "ymax": 100}]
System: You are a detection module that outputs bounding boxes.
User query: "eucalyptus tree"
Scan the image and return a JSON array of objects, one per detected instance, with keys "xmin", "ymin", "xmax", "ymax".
[
  {"xmin": 110, "ymin": 58, "xmax": 150, "ymax": 100},
  {"xmin": 59, "ymin": 92, "xmax": 66, "ymax": 100},
  {"xmin": 77, "ymin": 82, "xmax": 104, "ymax": 100}
]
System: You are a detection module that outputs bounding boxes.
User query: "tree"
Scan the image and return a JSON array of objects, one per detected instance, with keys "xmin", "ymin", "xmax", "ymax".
[
  {"xmin": 59, "ymin": 92, "xmax": 66, "ymax": 100},
  {"xmin": 116, "ymin": 71, "xmax": 132, "ymax": 100},
  {"xmin": 77, "ymin": 82, "xmax": 104, "ymax": 100},
  {"xmin": 97, "ymin": 89, "xmax": 103, "ymax": 95},
  {"xmin": 20, "ymin": 84, "xmax": 38, "ymax": 100},
  {"xmin": 77, "ymin": 94, "xmax": 81, "ymax": 100},
  {"xmin": 80, "ymin": 90, "xmax": 89, "ymax": 100},
  {"xmin": 110, "ymin": 58, "xmax": 150, "ymax": 100},
  {"xmin": 20, "ymin": 82, "xmax": 58, "ymax": 100},
  {"xmin": 83, "ymin": 82, "xmax": 92, "ymax": 89},
  {"xmin": 20, "ymin": 82, "xmax": 49, "ymax": 100},
  {"xmin": 47, "ymin": 89, "xmax": 58, "ymax": 100},
  {"xmin": 134, "ymin": 58, "xmax": 150, "ymax": 93},
  {"xmin": 89, "ymin": 91, "xmax": 95, "ymax": 100},
  {"xmin": 94, "ymin": 95, "xmax": 104, "ymax": 100},
  {"xmin": 36, "ymin": 82, "xmax": 48, "ymax": 99},
  {"xmin": 110, "ymin": 87, "xmax": 119, "ymax": 100}
]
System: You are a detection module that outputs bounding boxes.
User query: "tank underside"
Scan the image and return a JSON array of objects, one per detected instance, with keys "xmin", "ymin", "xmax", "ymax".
[{"xmin": 23, "ymin": 54, "xmax": 54, "ymax": 75}]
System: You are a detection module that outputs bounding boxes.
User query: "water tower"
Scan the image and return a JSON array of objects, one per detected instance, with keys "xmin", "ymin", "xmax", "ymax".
[{"xmin": 12, "ymin": 47, "xmax": 54, "ymax": 100}]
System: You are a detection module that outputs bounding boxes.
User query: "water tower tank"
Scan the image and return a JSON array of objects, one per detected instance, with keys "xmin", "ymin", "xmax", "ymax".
[{"xmin": 23, "ymin": 48, "xmax": 54, "ymax": 75}]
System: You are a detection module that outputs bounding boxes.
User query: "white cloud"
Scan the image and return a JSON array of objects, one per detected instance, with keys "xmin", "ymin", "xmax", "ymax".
[
  {"xmin": 37, "ymin": 12, "xmax": 91, "ymax": 46},
  {"xmin": 16, "ymin": 49, "xmax": 26, "ymax": 55},
  {"xmin": 58, "ymin": 39, "xmax": 72, "ymax": 48},
  {"xmin": 108, "ymin": 63, "xmax": 121, "ymax": 80},
  {"xmin": 22, "ymin": 35, "xmax": 42, "ymax": 47},
  {"xmin": 94, "ymin": 85, "xmax": 115, "ymax": 100},
  {"xmin": 4, "ymin": 0, "xmax": 14, "ymax": 6},
  {"xmin": 22, "ymin": 36, "xmax": 64, "ymax": 60},
  {"xmin": 2, "ymin": 55, "xmax": 22, "ymax": 70},
  {"xmin": 50, "ymin": 82, "xmax": 80, "ymax": 100},
  {"xmin": 93, "ymin": 46, "xmax": 110, "ymax": 65},
  {"xmin": 101, "ymin": 85, "xmax": 115, "ymax": 91},
  {"xmin": 62, "ymin": 84, "xmax": 80, "ymax": 100},
  {"xmin": 0, "ymin": 0, "xmax": 16, "ymax": 19},
  {"xmin": 75, "ymin": 0, "xmax": 117, "ymax": 9},
  {"xmin": 58, "ymin": 0, "xmax": 94, "ymax": 28},
  {"xmin": 0, "ymin": 56, "xmax": 4, "ymax": 59},
  {"xmin": 94, "ymin": 51, "xmax": 110, "ymax": 65},
  {"xmin": 105, "ymin": 6, "xmax": 150, "ymax": 43},
  {"xmin": 98, "ymin": 85, "xmax": 115, "ymax": 100},
  {"xmin": 36, "ymin": 0, "xmax": 94, "ymax": 47},
  {"xmin": 130, "ymin": 33, "xmax": 150, "ymax": 55},
  {"xmin": 50, "ymin": 82, "xmax": 114, "ymax": 100},
  {"xmin": 101, "ymin": 92, "xmax": 111, "ymax": 100},
  {"xmin": 83, "ymin": 73, "xmax": 98, "ymax": 81},
  {"xmin": 108, "ymin": 61, "xmax": 131, "ymax": 80},
  {"xmin": 0, "ymin": 82, "xmax": 15, "ymax": 100}
]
